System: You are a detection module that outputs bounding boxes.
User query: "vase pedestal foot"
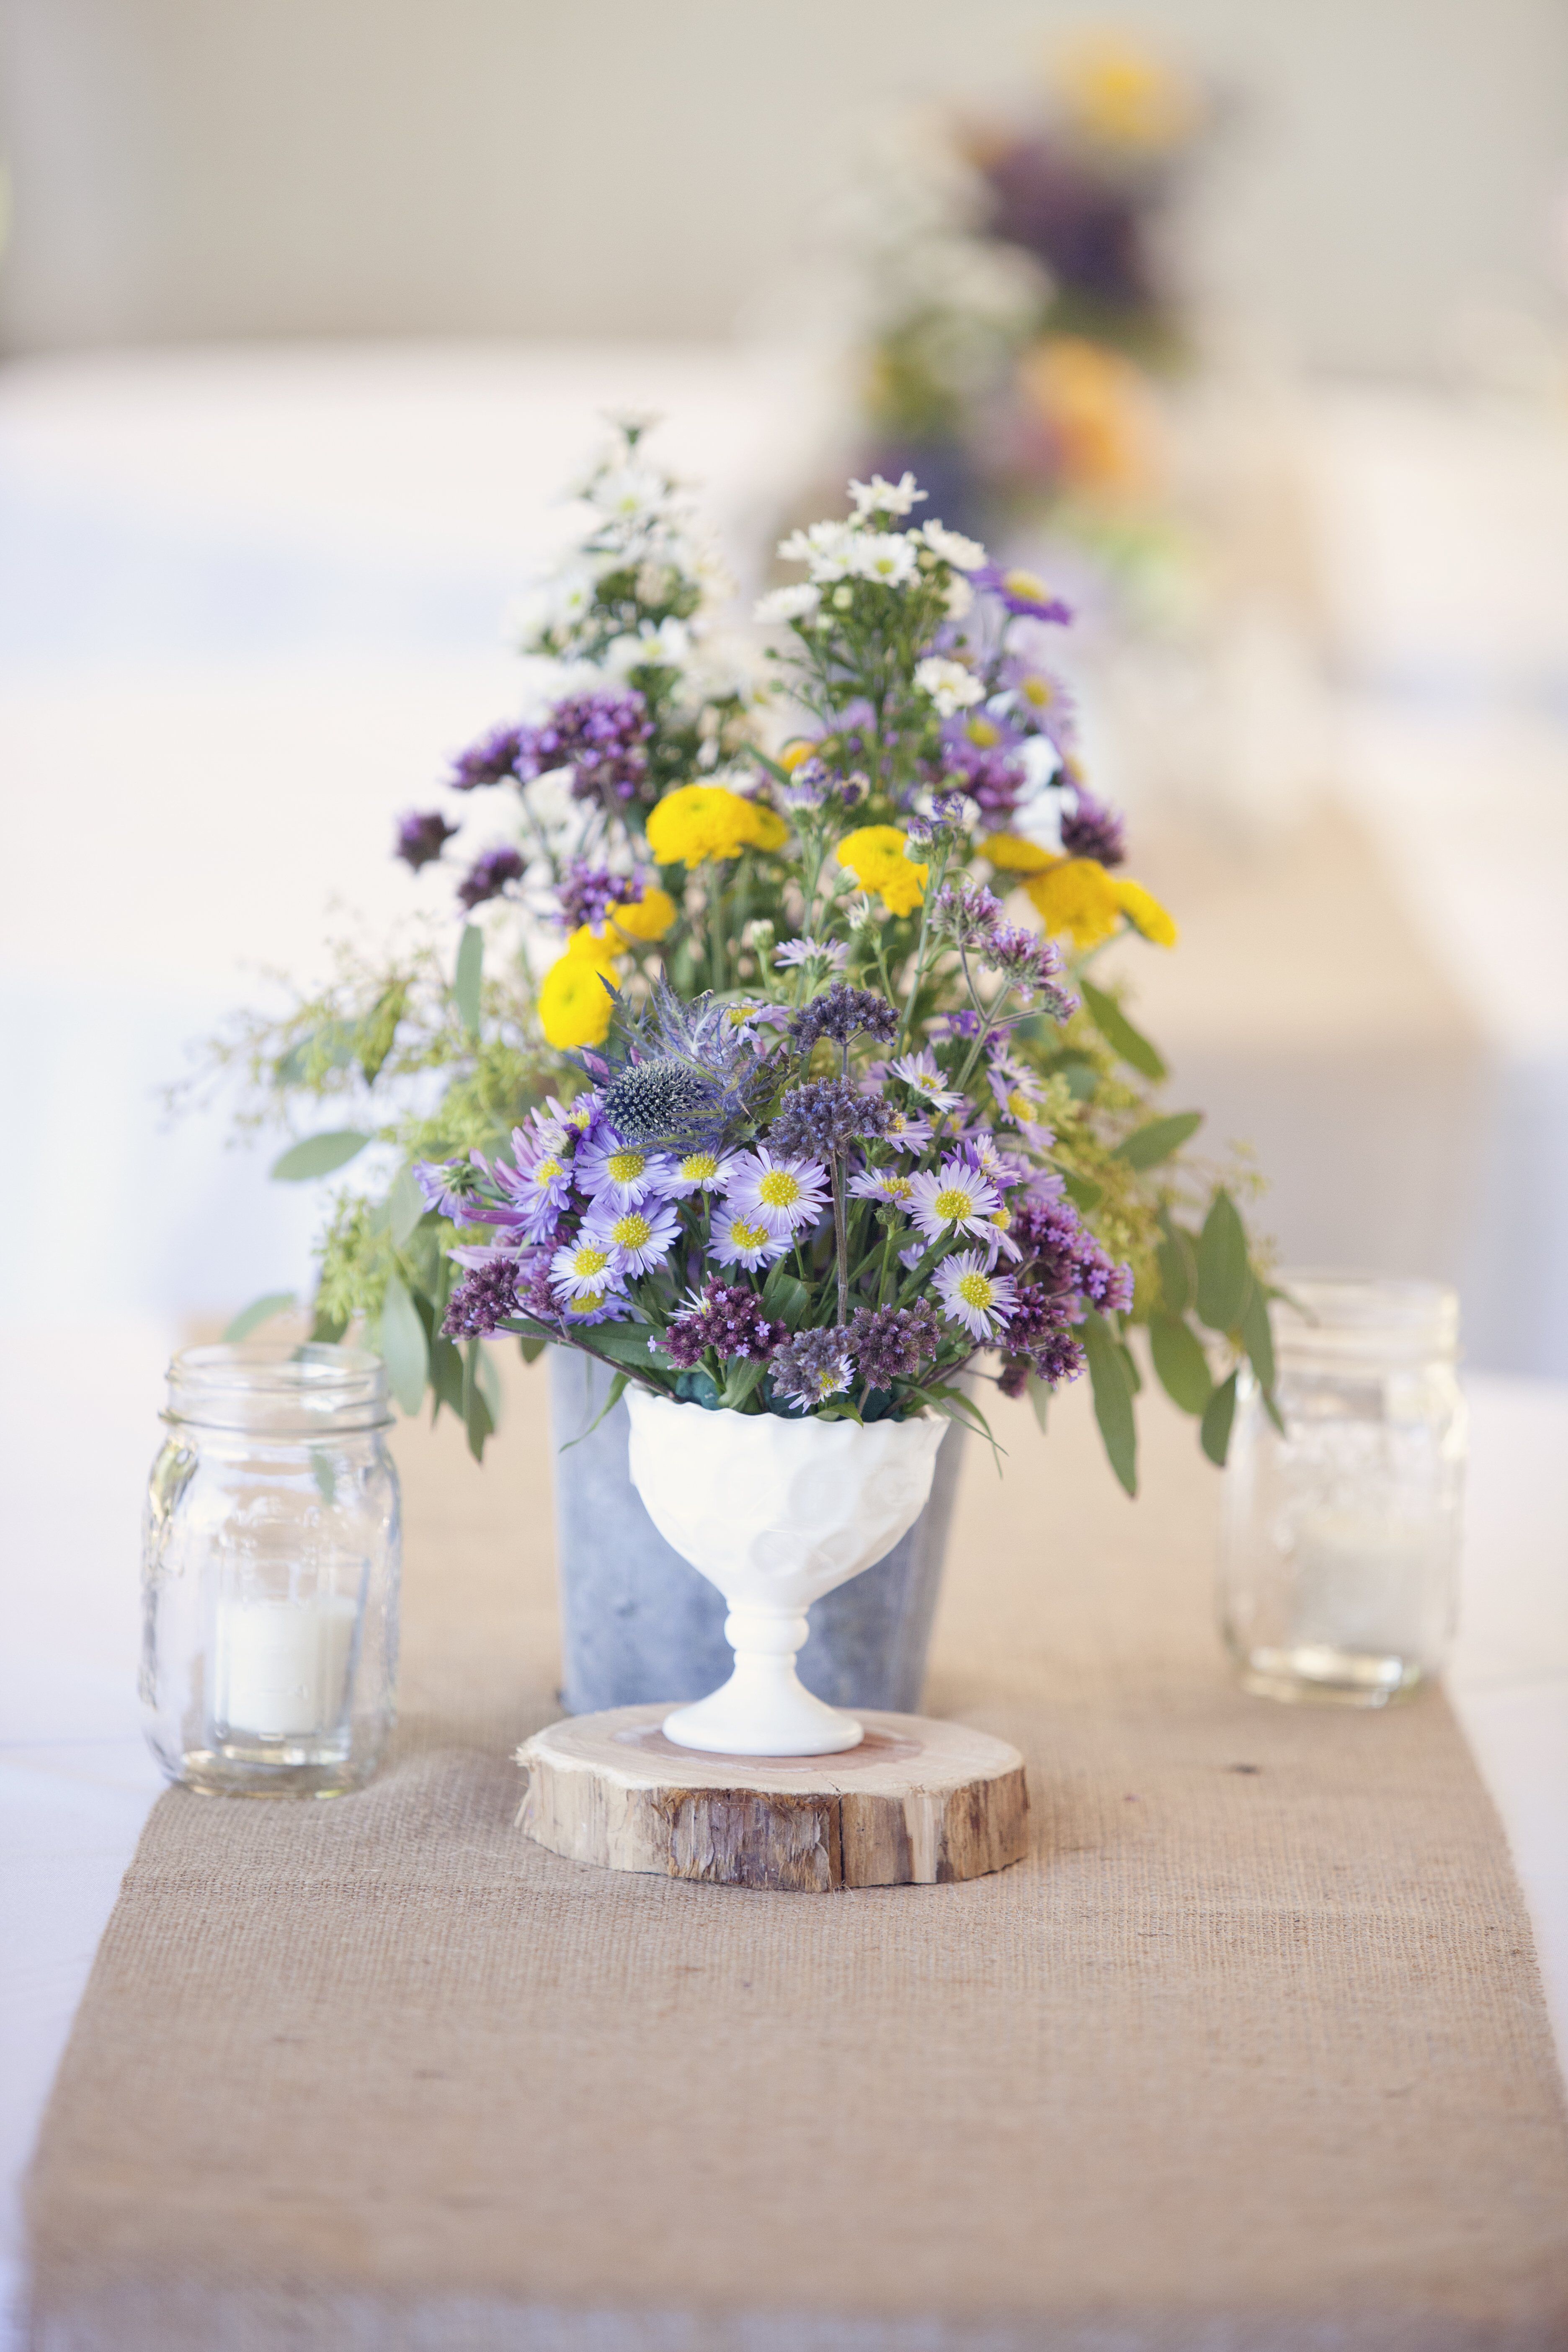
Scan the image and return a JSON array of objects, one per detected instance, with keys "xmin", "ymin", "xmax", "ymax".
[
  {"xmin": 517, "ymin": 1705, "xmax": 1030, "ymax": 1892},
  {"xmin": 662, "ymin": 1607, "xmax": 863, "ymax": 1756}
]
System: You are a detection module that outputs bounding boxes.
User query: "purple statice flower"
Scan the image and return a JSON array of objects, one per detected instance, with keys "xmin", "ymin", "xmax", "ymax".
[
  {"xmin": 789, "ymin": 981, "xmax": 899, "ymax": 1055},
  {"xmin": 517, "ymin": 689, "xmax": 652, "ymax": 805},
  {"xmin": 979, "ymin": 921, "xmax": 1078, "ymax": 1020},
  {"xmin": 928, "ymin": 879, "xmax": 1003, "ymax": 953},
  {"xmin": 1058, "ymin": 791, "xmax": 1127, "ymax": 868},
  {"xmin": 769, "ymin": 1078, "xmax": 893, "ymax": 1159},
  {"xmin": 770, "ymin": 1324, "xmax": 856, "ymax": 1413},
  {"xmin": 395, "ymin": 809, "xmax": 459, "ymax": 871},
  {"xmin": 451, "ymin": 724, "xmax": 524, "ymax": 792},
  {"xmin": 933, "ymin": 1251, "xmax": 1019, "ymax": 1342},
  {"xmin": 457, "ymin": 845, "xmax": 525, "ymax": 910},
  {"xmin": 663, "ymin": 1278, "xmax": 784, "ymax": 1371},
  {"xmin": 557, "ymin": 860, "xmax": 626, "ymax": 933},
  {"xmin": 973, "ymin": 563, "xmax": 1073, "ymax": 623},
  {"xmin": 844, "ymin": 1301, "xmax": 941, "ymax": 1390},
  {"xmin": 441, "ymin": 1254, "xmax": 522, "ymax": 1339}
]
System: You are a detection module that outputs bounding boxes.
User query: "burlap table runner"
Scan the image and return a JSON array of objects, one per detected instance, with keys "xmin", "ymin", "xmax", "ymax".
[{"xmin": 26, "ymin": 1366, "xmax": 1568, "ymax": 2350}]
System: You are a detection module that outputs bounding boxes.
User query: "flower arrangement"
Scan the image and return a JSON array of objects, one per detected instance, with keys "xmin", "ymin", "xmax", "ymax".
[
  {"xmin": 841, "ymin": 34, "xmax": 1209, "ymax": 540},
  {"xmin": 213, "ymin": 423, "xmax": 1275, "ymax": 1493}
]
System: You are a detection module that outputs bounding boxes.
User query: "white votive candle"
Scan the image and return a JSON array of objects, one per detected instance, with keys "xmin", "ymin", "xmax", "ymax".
[
  {"xmin": 1289, "ymin": 1506, "xmax": 1434, "ymax": 1654},
  {"xmin": 214, "ymin": 1591, "xmax": 359, "ymax": 1738}
]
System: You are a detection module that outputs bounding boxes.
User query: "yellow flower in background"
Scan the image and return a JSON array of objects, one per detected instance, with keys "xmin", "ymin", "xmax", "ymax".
[
  {"xmin": 778, "ymin": 740, "xmax": 815, "ymax": 772},
  {"xmin": 1022, "ymin": 857, "xmax": 1178, "ymax": 952},
  {"xmin": 1113, "ymin": 879, "xmax": 1178, "ymax": 948},
  {"xmin": 564, "ymin": 925, "xmax": 624, "ymax": 969},
  {"xmin": 606, "ymin": 885, "xmax": 678, "ymax": 944},
  {"xmin": 981, "ymin": 833, "xmax": 1053, "ymax": 877},
  {"xmin": 836, "ymin": 825, "xmax": 928, "ymax": 918},
  {"xmin": 1051, "ymin": 34, "xmax": 1202, "ymax": 156},
  {"xmin": 539, "ymin": 949, "xmax": 620, "ymax": 1049},
  {"xmin": 1016, "ymin": 336, "xmax": 1163, "ymax": 500},
  {"xmin": 646, "ymin": 784, "xmax": 787, "ymax": 867}
]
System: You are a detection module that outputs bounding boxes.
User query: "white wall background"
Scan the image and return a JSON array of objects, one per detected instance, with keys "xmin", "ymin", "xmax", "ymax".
[{"xmin": 1, "ymin": 0, "xmax": 1566, "ymax": 373}]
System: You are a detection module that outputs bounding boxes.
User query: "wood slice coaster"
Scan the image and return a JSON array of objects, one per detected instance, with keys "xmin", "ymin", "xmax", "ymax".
[{"xmin": 517, "ymin": 1705, "xmax": 1029, "ymax": 1892}]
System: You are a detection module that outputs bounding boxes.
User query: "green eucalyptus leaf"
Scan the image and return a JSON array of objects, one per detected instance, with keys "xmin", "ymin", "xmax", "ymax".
[
  {"xmin": 1025, "ymin": 1374, "xmax": 1051, "ymax": 1434},
  {"xmin": 720, "ymin": 1358, "xmax": 768, "ymax": 1411},
  {"xmin": 1061, "ymin": 1171, "xmax": 1103, "ymax": 1212},
  {"xmin": 1114, "ymin": 1111, "xmax": 1203, "ymax": 1170},
  {"xmin": 428, "ymin": 1332, "xmax": 466, "ymax": 1422},
  {"xmin": 1239, "ymin": 1274, "xmax": 1277, "ymax": 1394},
  {"xmin": 1196, "ymin": 1191, "xmax": 1249, "ymax": 1334},
  {"xmin": 761, "ymin": 1264, "xmax": 810, "ymax": 1330},
  {"xmin": 454, "ymin": 923, "xmax": 484, "ymax": 1037},
  {"xmin": 1063, "ymin": 1062, "xmax": 1099, "ymax": 1102},
  {"xmin": 223, "ymin": 1291, "xmax": 297, "ymax": 1342},
  {"xmin": 571, "ymin": 1322, "xmax": 665, "ymax": 1371},
  {"xmin": 1081, "ymin": 1310, "xmax": 1137, "ymax": 1497},
  {"xmin": 1201, "ymin": 1368, "xmax": 1239, "ymax": 1466},
  {"xmin": 463, "ymin": 1350, "xmax": 495, "ymax": 1463},
  {"xmin": 517, "ymin": 1333, "xmax": 547, "ymax": 1366},
  {"xmin": 388, "ymin": 1162, "xmax": 426, "ymax": 1248},
  {"xmin": 1149, "ymin": 1313, "xmax": 1214, "ymax": 1415},
  {"xmin": 1155, "ymin": 1217, "xmax": 1197, "ymax": 1317},
  {"xmin": 375, "ymin": 1271, "xmax": 429, "ymax": 1416},
  {"xmin": 271, "ymin": 1130, "xmax": 374, "ymax": 1183},
  {"xmin": 1080, "ymin": 978, "xmax": 1166, "ymax": 1082}
]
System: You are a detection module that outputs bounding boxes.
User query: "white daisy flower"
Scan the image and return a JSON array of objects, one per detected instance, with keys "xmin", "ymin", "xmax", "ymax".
[
  {"xmin": 848, "ymin": 472, "xmax": 928, "ymax": 518},
  {"xmin": 846, "ymin": 532, "xmax": 921, "ymax": 589},
  {"xmin": 728, "ymin": 1148, "xmax": 830, "ymax": 1237},
  {"xmin": 754, "ymin": 583, "xmax": 822, "ymax": 624},
  {"xmin": 918, "ymin": 522, "xmax": 988, "ymax": 572},
  {"xmin": 914, "ymin": 656, "xmax": 985, "ymax": 716}
]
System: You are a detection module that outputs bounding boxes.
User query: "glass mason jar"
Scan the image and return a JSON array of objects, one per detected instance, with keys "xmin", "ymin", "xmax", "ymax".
[
  {"xmin": 1218, "ymin": 1274, "xmax": 1465, "ymax": 1706},
  {"xmin": 142, "ymin": 1343, "xmax": 401, "ymax": 1796}
]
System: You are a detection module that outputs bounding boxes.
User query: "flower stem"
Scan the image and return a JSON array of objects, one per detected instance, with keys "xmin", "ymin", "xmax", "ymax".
[{"xmin": 832, "ymin": 1151, "xmax": 849, "ymax": 1326}]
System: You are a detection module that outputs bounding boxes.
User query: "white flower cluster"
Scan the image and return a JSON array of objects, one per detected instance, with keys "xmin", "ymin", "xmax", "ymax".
[{"xmin": 755, "ymin": 483, "xmax": 990, "ymax": 629}]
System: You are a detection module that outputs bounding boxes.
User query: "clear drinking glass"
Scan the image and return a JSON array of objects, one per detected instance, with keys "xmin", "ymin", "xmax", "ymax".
[
  {"xmin": 1218, "ymin": 1274, "xmax": 1465, "ymax": 1706},
  {"xmin": 142, "ymin": 1342, "xmax": 401, "ymax": 1795}
]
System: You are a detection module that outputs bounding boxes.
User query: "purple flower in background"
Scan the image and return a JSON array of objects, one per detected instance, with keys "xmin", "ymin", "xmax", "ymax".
[
  {"xmin": 929, "ymin": 879, "xmax": 1003, "ymax": 953},
  {"xmin": 1059, "ymin": 792, "xmax": 1127, "ymax": 869},
  {"xmin": 770, "ymin": 1325, "xmax": 856, "ymax": 1412},
  {"xmin": 789, "ymin": 982, "xmax": 898, "ymax": 1055},
  {"xmin": 450, "ymin": 724, "xmax": 524, "ymax": 792},
  {"xmin": 997, "ymin": 655, "xmax": 1077, "ymax": 753},
  {"xmin": 905, "ymin": 792, "xmax": 972, "ymax": 851},
  {"xmin": 557, "ymin": 860, "xmax": 627, "ymax": 933},
  {"xmin": 456, "ymin": 846, "xmax": 525, "ymax": 910},
  {"xmin": 774, "ymin": 937, "xmax": 849, "ymax": 972},
  {"xmin": 979, "ymin": 921, "xmax": 1077, "ymax": 1020},
  {"xmin": 395, "ymin": 809, "xmax": 459, "ymax": 872},
  {"xmin": 936, "ymin": 721, "xmax": 1030, "ymax": 824},
  {"xmin": 663, "ymin": 1278, "xmax": 783, "ymax": 1370},
  {"xmin": 517, "ymin": 689, "xmax": 652, "ymax": 805},
  {"xmin": 441, "ymin": 1254, "xmax": 522, "ymax": 1340},
  {"xmin": 769, "ymin": 1078, "xmax": 892, "ymax": 1159},
  {"xmin": 972, "ymin": 562, "xmax": 1073, "ymax": 624}
]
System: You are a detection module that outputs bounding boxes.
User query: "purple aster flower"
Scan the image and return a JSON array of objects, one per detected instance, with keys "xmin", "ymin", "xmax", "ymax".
[
  {"xmin": 708, "ymin": 1206, "xmax": 793, "ymax": 1271},
  {"xmin": 848, "ymin": 1164, "xmax": 917, "ymax": 1209},
  {"xmin": 1058, "ymin": 791, "xmax": 1127, "ymax": 869},
  {"xmin": 907, "ymin": 1157, "xmax": 1003, "ymax": 1247},
  {"xmin": 770, "ymin": 1325, "xmax": 856, "ymax": 1413},
  {"xmin": 769, "ymin": 1079, "xmax": 893, "ymax": 1160},
  {"xmin": 395, "ymin": 809, "xmax": 459, "ymax": 871},
  {"xmin": 889, "ymin": 1049, "xmax": 963, "ymax": 1113},
  {"xmin": 973, "ymin": 563, "xmax": 1073, "ymax": 623},
  {"xmin": 456, "ymin": 845, "xmax": 524, "ymax": 910},
  {"xmin": 905, "ymin": 792, "xmax": 972, "ymax": 851},
  {"xmin": 549, "ymin": 1232, "xmax": 629, "ymax": 1308},
  {"xmin": 879, "ymin": 1106, "xmax": 934, "ymax": 1154},
  {"xmin": 774, "ymin": 937, "xmax": 849, "ymax": 971},
  {"xmin": 581, "ymin": 1193, "xmax": 680, "ymax": 1277},
  {"xmin": 450, "ymin": 724, "xmax": 524, "ymax": 792},
  {"xmin": 663, "ymin": 1278, "xmax": 783, "ymax": 1370},
  {"xmin": 415, "ymin": 1154, "xmax": 491, "ymax": 1220},
  {"xmin": 934, "ymin": 727, "xmax": 1029, "ymax": 825},
  {"xmin": 728, "ymin": 1148, "xmax": 830, "ymax": 1238},
  {"xmin": 998, "ymin": 656, "xmax": 1078, "ymax": 753},
  {"xmin": 574, "ymin": 1133, "xmax": 670, "ymax": 1208},
  {"xmin": 517, "ymin": 688, "xmax": 652, "ymax": 806},
  {"xmin": 843, "ymin": 1301, "xmax": 941, "ymax": 1389},
  {"xmin": 934, "ymin": 1251, "xmax": 1019, "ymax": 1341},
  {"xmin": 652, "ymin": 1146, "xmax": 736, "ymax": 1200},
  {"xmin": 789, "ymin": 981, "xmax": 899, "ymax": 1055},
  {"xmin": 441, "ymin": 1254, "xmax": 522, "ymax": 1339}
]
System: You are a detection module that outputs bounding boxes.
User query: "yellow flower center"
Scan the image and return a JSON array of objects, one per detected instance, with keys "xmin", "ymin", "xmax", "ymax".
[
  {"xmin": 732, "ymin": 1218, "xmax": 770, "ymax": 1250},
  {"xmin": 933, "ymin": 1186, "xmax": 973, "ymax": 1221},
  {"xmin": 992, "ymin": 1207, "xmax": 1012, "ymax": 1230},
  {"xmin": 610, "ymin": 1214, "xmax": 652, "ymax": 1251},
  {"xmin": 575, "ymin": 1288, "xmax": 607, "ymax": 1312},
  {"xmin": 567, "ymin": 1104, "xmax": 594, "ymax": 1127},
  {"xmin": 1003, "ymin": 567, "xmax": 1049, "ymax": 602},
  {"xmin": 573, "ymin": 1246, "xmax": 610, "ymax": 1278},
  {"xmin": 606, "ymin": 1149, "xmax": 646, "ymax": 1185},
  {"xmin": 536, "ymin": 1157, "xmax": 564, "ymax": 1181},
  {"xmin": 966, "ymin": 717, "xmax": 1002, "ymax": 748},
  {"xmin": 681, "ymin": 1152, "xmax": 720, "ymax": 1181},
  {"xmin": 1008, "ymin": 1091, "xmax": 1035, "ymax": 1123},
  {"xmin": 1020, "ymin": 675, "xmax": 1054, "ymax": 708},
  {"xmin": 758, "ymin": 1170, "xmax": 803, "ymax": 1208},
  {"xmin": 958, "ymin": 1271, "xmax": 995, "ymax": 1310},
  {"xmin": 884, "ymin": 1177, "xmax": 913, "ymax": 1200}
]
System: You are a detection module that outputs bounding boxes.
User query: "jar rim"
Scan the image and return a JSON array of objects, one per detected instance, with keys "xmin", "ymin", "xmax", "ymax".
[
  {"xmin": 1272, "ymin": 1268, "xmax": 1459, "ymax": 1358},
  {"xmin": 166, "ymin": 1341, "xmax": 392, "ymax": 1433}
]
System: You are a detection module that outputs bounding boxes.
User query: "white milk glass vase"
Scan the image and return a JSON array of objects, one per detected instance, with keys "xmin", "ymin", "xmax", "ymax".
[
  {"xmin": 1218, "ymin": 1274, "xmax": 1465, "ymax": 1707},
  {"xmin": 624, "ymin": 1388, "xmax": 946, "ymax": 1756},
  {"xmin": 142, "ymin": 1343, "xmax": 401, "ymax": 1796}
]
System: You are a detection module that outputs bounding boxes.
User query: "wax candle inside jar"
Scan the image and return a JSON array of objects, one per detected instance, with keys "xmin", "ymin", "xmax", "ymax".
[
  {"xmin": 213, "ymin": 1589, "xmax": 360, "ymax": 1739},
  {"xmin": 1288, "ymin": 1505, "xmax": 1438, "ymax": 1655}
]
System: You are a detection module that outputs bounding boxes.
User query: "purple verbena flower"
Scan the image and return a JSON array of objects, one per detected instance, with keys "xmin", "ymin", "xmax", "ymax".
[
  {"xmin": 395, "ymin": 809, "xmax": 459, "ymax": 871},
  {"xmin": 456, "ymin": 845, "xmax": 525, "ymax": 910},
  {"xmin": 843, "ymin": 1302, "xmax": 941, "ymax": 1390},
  {"xmin": 517, "ymin": 688, "xmax": 652, "ymax": 806},
  {"xmin": 928, "ymin": 879, "xmax": 1003, "ymax": 952},
  {"xmin": 1059, "ymin": 791, "xmax": 1127, "ymax": 868},
  {"xmin": 557, "ymin": 860, "xmax": 627, "ymax": 933},
  {"xmin": 769, "ymin": 1078, "xmax": 893, "ymax": 1159},
  {"xmin": 441, "ymin": 1254, "xmax": 522, "ymax": 1339},
  {"xmin": 979, "ymin": 921, "xmax": 1078, "ymax": 1019},
  {"xmin": 451, "ymin": 724, "xmax": 524, "ymax": 792},
  {"xmin": 663, "ymin": 1278, "xmax": 784, "ymax": 1370}
]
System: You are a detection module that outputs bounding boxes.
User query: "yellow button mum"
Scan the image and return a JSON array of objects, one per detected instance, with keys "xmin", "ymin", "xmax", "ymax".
[
  {"xmin": 836, "ymin": 825, "xmax": 928, "ymax": 918},
  {"xmin": 1022, "ymin": 856, "xmax": 1178, "ymax": 952},
  {"xmin": 605, "ymin": 885, "xmax": 678, "ymax": 944},
  {"xmin": 539, "ymin": 949, "xmax": 620, "ymax": 1049},
  {"xmin": 981, "ymin": 832, "xmax": 1054, "ymax": 876},
  {"xmin": 646, "ymin": 784, "xmax": 788, "ymax": 867}
]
